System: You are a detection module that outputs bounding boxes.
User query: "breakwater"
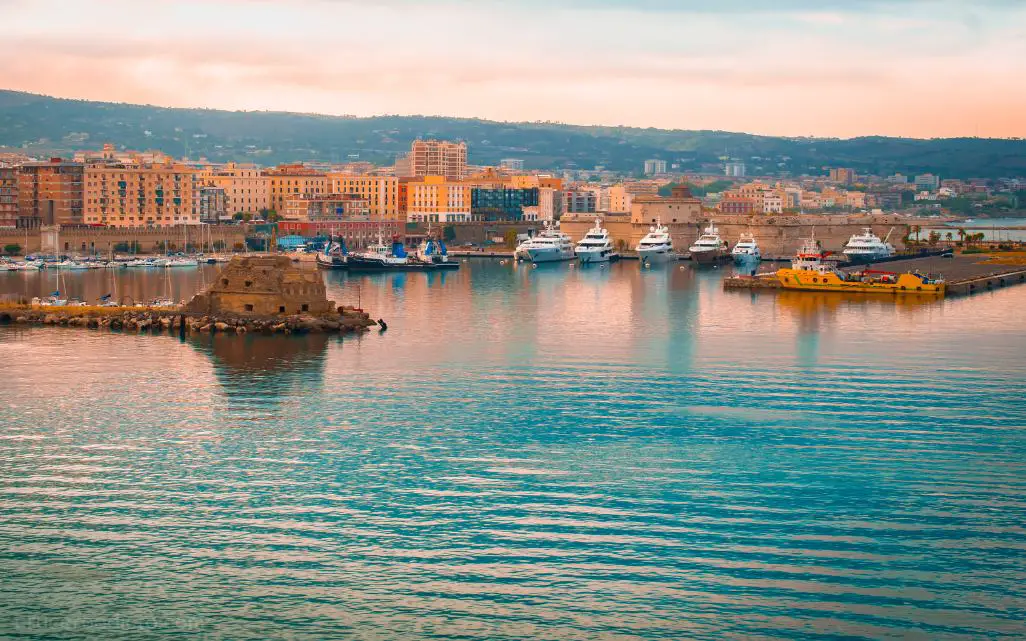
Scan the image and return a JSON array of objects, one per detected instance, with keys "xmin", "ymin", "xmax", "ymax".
[{"xmin": 0, "ymin": 305, "xmax": 377, "ymax": 335}]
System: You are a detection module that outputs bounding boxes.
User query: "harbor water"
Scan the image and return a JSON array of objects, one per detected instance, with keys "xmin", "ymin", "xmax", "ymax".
[{"xmin": 2, "ymin": 260, "xmax": 1025, "ymax": 639}]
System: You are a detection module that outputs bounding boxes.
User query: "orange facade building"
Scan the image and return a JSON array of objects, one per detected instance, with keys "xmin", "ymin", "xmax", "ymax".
[
  {"xmin": 17, "ymin": 159, "xmax": 85, "ymax": 228},
  {"xmin": 83, "ymin": 161, "xmax": 199, "ymax": 227},
  {"xmin": 207, "ymin": 163, "xmax": 270, "ymax": 216},
  {"xmin": 327, "ymin": 174, "xmax": 399, "ymax": 222},
  {"xmin": 405, "ymin": 176, "xmax": 471, "ymax": 223},
  {"xmin": 264, "ymin": 164, "xmax": 328, "ymax": 215},
  {"xmin": 0, "ymin": 167, "xmax": 17, "ymax": 228}
]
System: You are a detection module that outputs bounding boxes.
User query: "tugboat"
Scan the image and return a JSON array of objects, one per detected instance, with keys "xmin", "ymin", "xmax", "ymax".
[
  {"xmin": 777, "ymin": 236, "xmax": 944, "ymax": 295},
  {"xmin": 316, "ymin": 237, "xmax": 350, "ymax": 270},
  {"xmin": 688, "ymin": 223, "xmax": 729, "ymax": 264},
  {"xmin": 344, "ymin": 233, "xmax": 439, "ymax": 272},
  {"xmin": 416, "ymin": 237, "xmax": 460, "ymax": 270},
  {"xmin": 574, "ymin": 219, "xmax": 617, "ymax": 264},
  {"xmin": 635, "ymin": 219, "xmax": 675, "ymax": 264}
]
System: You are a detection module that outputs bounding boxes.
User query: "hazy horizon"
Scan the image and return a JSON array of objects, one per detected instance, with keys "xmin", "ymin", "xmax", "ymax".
[{"xmin": 2, "ymin": 0, "xmax": 1024, "ymax": 139}]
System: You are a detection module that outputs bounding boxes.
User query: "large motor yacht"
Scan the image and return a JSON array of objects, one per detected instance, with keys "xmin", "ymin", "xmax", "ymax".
[
  {"xmin": 635, "ymin": 220, "xmax": 674, "ymax": 264},
  {"xmin": 731, "ymin": 232, "xmax": 762, "ymax": 263},
  {"xmin": 574, "ymin": 220, "xmax": 616, "ymax": 264},
  {"xmin": 688, "ymin": 223, "xmax": 729, "ymax": 264},
  {"xmin": 843, "ymin": 228, "xmax": 896, "ymax": 262},
  {"xmin": 515, "ymin": 223, "xmax": 574, "ymax": 263}
]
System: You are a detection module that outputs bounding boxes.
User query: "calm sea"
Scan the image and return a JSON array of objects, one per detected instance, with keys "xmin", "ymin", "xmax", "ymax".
[{"xmin": 2, "ymin": 260, "xmax": 1025, "ymax": 639}]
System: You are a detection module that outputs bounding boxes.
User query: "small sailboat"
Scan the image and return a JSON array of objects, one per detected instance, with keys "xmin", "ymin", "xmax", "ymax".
[{"xmin": 148, "ymin": 266, "xmax": 178, "ymax": 308}]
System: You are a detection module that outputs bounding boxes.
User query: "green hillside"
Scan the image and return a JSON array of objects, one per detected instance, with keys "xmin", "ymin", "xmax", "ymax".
[{"xmin": 0, "ymin": 90, "xmax": 1022, "ymax": 178}]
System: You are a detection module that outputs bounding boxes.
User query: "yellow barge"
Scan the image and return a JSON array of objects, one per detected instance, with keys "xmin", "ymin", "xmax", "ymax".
[{"xmin": 776, "ymin": 238, "xmax": 945, "ymax": 296}]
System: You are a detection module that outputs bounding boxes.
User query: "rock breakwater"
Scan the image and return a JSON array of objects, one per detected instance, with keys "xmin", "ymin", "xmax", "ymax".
[{"xmin": 0, "ymin": 305, "xmax": 378, "ymax": 336}]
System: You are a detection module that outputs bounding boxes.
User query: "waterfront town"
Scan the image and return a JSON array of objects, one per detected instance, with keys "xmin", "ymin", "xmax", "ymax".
[{"xmin": 1, "ymin": 138, "xmax": 1024, "ymax": 260}]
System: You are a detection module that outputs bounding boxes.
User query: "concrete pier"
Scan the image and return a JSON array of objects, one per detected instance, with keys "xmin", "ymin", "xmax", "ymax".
[{"xmin": 723, "ymin": 254, "xmax": 1026, "ymax": 297}]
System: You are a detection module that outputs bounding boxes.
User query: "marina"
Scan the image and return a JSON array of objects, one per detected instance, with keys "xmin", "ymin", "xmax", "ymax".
[{"xmin": 3, "ymin": 256, "xmax": 1026, "ymax": 640}]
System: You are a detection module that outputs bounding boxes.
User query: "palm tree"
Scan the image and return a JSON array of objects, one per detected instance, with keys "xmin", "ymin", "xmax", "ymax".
[
  {"xmin": 945, "ymin": 232, "xmax": 953, "ymax": 242},
  {"xmin": 911, "ymin": 224, "xmax": 922, "ymax": 243},
  {"xmin": 957, "ymin": 228, "xmax": 967, "ymax": 247}
]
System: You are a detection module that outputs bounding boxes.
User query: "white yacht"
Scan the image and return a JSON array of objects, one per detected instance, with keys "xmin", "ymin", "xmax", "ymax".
[
  {"xmin": 843, "ymin": 227, "xmax": 895, "ymax": 261},
  {"xmin": 731, "ymin": 232, "xmax": 762, "ymax": 263},
  {"xmin": 515, "ymin": 223, "xmax": 574, "ymax": 263},
  {"xmin": 688, "ymin": 223, "xmax": 729, "ymax": 264},
  {"xmin": 636, "ymin": 220, "xmax": 674, "ymax": 264},
  {"xmin": 574, "ymin": 220, "xmax": 616, "ymax": 264}
]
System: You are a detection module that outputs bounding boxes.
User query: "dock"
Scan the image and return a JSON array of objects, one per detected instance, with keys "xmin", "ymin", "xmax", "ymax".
[{"xmin": 724, "ymin": 254, "xmax": 1026, "ymax": 297}]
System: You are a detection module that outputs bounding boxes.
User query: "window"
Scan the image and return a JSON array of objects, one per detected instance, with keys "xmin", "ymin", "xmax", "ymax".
[
  {"xmin": 279, "ymin": 306, "xmax": 285, "ymax": 313},
  {"xmin": 301, "ymin": 304, "xmax": 309, "ymax": 312},
  {"xmin": 222, "ymin": 279, "xmax": 229, "ymax": 286},
  {"xmin": 244, "ymin": 304, "xmax": 253, "ymax": 312}
]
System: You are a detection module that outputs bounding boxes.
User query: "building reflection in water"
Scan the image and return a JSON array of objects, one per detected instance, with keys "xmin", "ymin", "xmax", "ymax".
[{"xmin": 187, "ymin": 332, "xmax": 331, "ymax": 406}]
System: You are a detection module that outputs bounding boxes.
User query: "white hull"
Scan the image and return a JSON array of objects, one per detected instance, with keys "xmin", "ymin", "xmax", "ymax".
[
  {"xmin": 576, "ymin": 248, "xmax": 613, "ymax": 264},
  {"xmin": 732, "ymin": 251, "xmax": 761, "ymax": 264},
  {"xmin": 638, "ymin": 247, "xmax": 674, "ymax": 263},
  {"xmin": 525, "ymin": 248, "xmax": 575, "ymax": 263},
  {"xmin": 843, "ymin": 250, "xmax": 894, "ymax": 261}
]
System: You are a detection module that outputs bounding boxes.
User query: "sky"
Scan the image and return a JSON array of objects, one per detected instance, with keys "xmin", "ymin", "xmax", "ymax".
[{"xmin": 1, "ymin": 0, "xmax": 1024, "ymax": 138}]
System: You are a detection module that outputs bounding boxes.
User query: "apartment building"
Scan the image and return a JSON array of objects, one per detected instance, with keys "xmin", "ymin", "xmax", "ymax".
[
  {"xmin": 408, "ymin": 140, "xmax": 467, "ymax": 181},
  {"xmin": 264, "ymin": 164, "xmax": 328, "ymax": 214},
  {"xmin": 327, "ymin": 174, "xmax": 399, "ymax": 221},
  {"xmin": 284, "ymin": 193, "xmax": 370, "ymax": 222},
  {"xmin": 17, "ymin": 159, "xmax": 85, "ymax": 227},
  {"xmin": 0, "ymin": 167, "xmax": 17, "ymax": 228},
  {"xmin": 207, "ymin": 162, "xmax": 270, "ymax": 216},
  {"xmin": 83, "ymin": 161, "xmax": 199, "ymax": 227},
  {"xmin": 405, "ymin": 176, "xmax": 471, "ymax": 223}
]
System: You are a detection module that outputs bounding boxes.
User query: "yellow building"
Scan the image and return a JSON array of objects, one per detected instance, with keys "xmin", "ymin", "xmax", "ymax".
[
  {"xmin": 83, "ymin": 161, "xmax": 199, "ymax": 227},
  {"xmin": 630, "ymin": 185, "xmax": 702, "ymax": 225},
  {"xmin": 607, "ymin": 184, "xmax": 633, "ymax": 214},
  {"xmin": 405, "ymin": 176, "xmax": 471, "ymax": 223},
  {"xmin": 264, "ymin": 164, "xmax": 328, "ymax": 215},
  {"xmin": 327, "ymin": 174, "xmax": 399, "ymax": 221},
  {"xmin": 207, "ymin": 163, "xmax": 270, "ymax": 217}
]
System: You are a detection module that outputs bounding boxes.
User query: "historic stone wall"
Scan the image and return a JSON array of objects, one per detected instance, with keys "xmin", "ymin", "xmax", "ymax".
[
  {"xmin": 560, "ymin": 213, "xmax": 912, "ymax": 258},
  {"xmin": 0, "ymin": 224, "xmax": 250, "ymax": 255}
]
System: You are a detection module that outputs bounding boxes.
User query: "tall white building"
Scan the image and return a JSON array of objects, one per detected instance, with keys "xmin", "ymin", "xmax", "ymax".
[
  {"xmin": 644, "ymin": 159, "xmax": 668, "ymax": 175},
  {"xmin": 500, "ymin": 159, "xmax": 525, "ymax": 171},
  {"xmin": 725, "ymin": 162, "xmax": 747, "ymax": 178}
]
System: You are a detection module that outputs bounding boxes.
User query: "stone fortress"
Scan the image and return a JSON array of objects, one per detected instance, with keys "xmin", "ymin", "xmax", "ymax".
[{"xmin": 185, "ymin": 256, "xmax": 336, "ymax": 316}]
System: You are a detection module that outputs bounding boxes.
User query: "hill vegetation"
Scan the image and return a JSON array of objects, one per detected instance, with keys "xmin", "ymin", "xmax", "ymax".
[{"xmin": 0, "ymin": 90, "xmax": 1023, "ymax": 178}]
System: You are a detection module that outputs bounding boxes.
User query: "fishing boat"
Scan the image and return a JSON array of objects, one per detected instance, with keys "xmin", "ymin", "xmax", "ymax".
[
  {"xmin": 776, "ymin": 236, "xmax": 944, "ymax": 295},
  {"xmin": 688, "ymin": 223, "xmax": 729, "ymax": 264},
  {"xmin": 635, "ymin": 220, "xmax": 675, "ymax": 264}
]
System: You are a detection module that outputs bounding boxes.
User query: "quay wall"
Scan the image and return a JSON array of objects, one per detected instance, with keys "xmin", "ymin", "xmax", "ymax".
[
  {"xmin": 560, "ymin": 214, "xmax": 913, "ymax": 258},
  {"xmin": 0, "ymin": 225, "xmax": 250, "ymax": 255}
]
